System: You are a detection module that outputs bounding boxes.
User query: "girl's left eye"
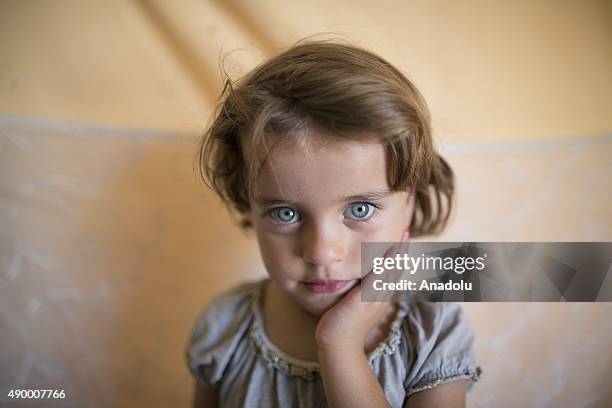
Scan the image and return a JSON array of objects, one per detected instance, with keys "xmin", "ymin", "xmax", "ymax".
[{"xmin": 345, "ymin": 202, "xmax": 375, "ymax": 220}]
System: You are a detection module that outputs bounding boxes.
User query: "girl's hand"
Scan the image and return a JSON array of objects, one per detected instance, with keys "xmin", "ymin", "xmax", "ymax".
[{"xmin": 315, "ymin": 246, "xmax": 398, "ymax": 354}]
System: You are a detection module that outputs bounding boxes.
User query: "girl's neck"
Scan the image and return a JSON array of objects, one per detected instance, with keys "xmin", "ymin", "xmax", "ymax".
[{"xmin": 263, "ymin": 280, "xmax": 320, "ymax": 361}]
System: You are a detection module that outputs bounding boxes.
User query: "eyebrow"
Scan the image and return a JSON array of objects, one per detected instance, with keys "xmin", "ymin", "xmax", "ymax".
[{"xmin": 252, "ymin": 189, "xmax": 394, "ymax": 207}]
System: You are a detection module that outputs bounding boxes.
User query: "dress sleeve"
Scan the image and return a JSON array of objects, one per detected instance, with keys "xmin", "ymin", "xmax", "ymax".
[
  {"xmin": 402, "ymin": 301, "xmax": 482, "ymax": 396},
  {"xmin": 185, "ymin": 282, "xmax": 255, "ymax": 387}
]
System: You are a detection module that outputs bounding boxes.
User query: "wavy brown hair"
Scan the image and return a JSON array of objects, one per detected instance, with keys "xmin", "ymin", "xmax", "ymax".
[{"xmin": 197, "ymin": 38, "xmax": 454, "ymax": 237}]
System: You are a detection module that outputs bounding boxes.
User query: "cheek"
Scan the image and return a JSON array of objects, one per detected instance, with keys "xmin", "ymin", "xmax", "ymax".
[
  {"xmin": 256, "ymin": 230, "xmax": 298, "ymax": 276},
  {"xmin": 368, "ymin": 209, "xmax": 410, "ymax": 241}
]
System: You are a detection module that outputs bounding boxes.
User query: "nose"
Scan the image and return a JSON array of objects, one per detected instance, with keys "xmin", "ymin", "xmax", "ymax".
[{"xmin": 301, "ymin": 220, "xmax": 347, "ymax": 267}]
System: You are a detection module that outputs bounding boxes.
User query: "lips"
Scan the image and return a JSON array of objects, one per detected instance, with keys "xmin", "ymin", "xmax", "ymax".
[{"xmin": 302, "ymin": 279, "xmax": 356, "ymax": 294}]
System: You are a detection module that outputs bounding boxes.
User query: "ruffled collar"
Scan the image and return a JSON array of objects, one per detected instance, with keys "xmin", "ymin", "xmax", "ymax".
[{"xmin": 248, "ymin": 279, "xmax": 409, "ymax": 381}]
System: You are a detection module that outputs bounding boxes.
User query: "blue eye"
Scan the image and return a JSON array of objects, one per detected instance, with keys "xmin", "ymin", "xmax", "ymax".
[
  {"xmin": 345, "ymin": 202, "xmax": 374, "ymax": 220},
  {"xmin": 271, "ymin": 207, "xmax": 300, "ymax": 224}
]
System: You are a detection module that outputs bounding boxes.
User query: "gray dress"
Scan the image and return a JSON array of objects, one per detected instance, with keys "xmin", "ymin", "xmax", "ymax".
[{"xmin": 186, "ymin": 280, "xmax": 481, "ymax": 407}]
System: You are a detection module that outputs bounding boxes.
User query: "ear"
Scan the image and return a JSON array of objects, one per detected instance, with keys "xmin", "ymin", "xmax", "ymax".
[{"xmin": 401, "ymin": 193, "xmax": 416, "ymax": 241}]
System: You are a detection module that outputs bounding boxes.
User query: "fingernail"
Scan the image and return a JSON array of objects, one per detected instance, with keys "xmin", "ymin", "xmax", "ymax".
[{"xmin": 385, "ymin": 245, "xmax": 399, "ymax": 258}]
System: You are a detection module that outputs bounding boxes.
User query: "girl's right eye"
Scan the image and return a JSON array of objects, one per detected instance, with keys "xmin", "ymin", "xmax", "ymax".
[{"xmin": 270, "ymin": 207, "xmax": 301, "ymax": 224}]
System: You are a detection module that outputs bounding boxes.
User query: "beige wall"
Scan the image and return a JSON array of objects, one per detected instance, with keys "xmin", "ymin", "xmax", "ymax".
[{"xmin": 1, "ymin": 1, "xmax": 611, "ymax": 407}]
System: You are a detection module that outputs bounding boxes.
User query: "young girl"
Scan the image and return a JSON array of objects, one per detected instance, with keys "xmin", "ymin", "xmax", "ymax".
[{"xmin": 187, "ymin": 38, "xmax": 481, "ymax": 407}]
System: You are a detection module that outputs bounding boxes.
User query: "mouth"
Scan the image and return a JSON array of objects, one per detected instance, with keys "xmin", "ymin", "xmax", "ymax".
[{"xmin": 302, "ymin": 279, "xmax": 357, "ymax": 294}]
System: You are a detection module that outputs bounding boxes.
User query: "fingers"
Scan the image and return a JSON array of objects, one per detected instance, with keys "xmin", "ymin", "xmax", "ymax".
[
  {"xmin": 363, "ymin": 245, "xmax": 399, "ymax": 303},
  {"xmin": 361, "ymin": 244, "xmax": 401, "ymax": 303},
  {"xmin": 385, "ymin": 244, "xmax": 399, "ymax": 258},
  {"xmin": 399, "ymin": 229, "xmax": 411, "ymax": 257}
]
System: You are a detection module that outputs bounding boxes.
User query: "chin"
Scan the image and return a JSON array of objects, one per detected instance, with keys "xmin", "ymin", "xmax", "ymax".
[{"xmin": 301, "ymin": 294, "xmax": 342, "ymax": 317}]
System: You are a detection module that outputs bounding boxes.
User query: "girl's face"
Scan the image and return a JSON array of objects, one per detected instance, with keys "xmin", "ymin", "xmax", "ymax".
[{"xmin": 250, "ymin": 132, "xmax": 414, "ymax": 316}]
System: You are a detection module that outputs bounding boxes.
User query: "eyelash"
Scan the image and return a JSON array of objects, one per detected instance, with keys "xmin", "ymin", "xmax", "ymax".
[
  {"xmin": 266, "ymin": 202, "xmax": 382, "ymax": 226},
  {"xmin": 350, "ymin": 202, "xmax": 381, "ymax": 224}
]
